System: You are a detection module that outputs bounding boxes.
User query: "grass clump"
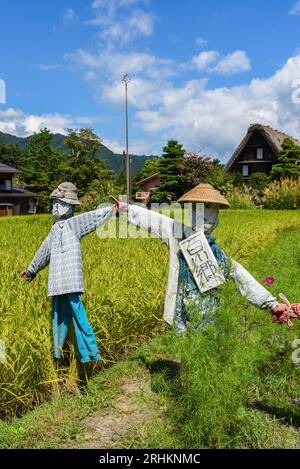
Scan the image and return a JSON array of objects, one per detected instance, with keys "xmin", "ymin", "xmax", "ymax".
[
  {"xmin": 263, "ymin": 178, "xmax": 300, "ymax": 209},
  {"xmin": 227, "ymin": 185, "xmax": 256, "ymax": 209}
]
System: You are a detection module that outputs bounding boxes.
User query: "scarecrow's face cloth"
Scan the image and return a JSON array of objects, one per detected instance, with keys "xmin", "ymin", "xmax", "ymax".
[
  {"xmin": 52, "ymin": 200, "xmax": 74, "ymax": 219},
  {"xmin": 192, "ymin": 203, "xmax": 219, "ymax": 234}
]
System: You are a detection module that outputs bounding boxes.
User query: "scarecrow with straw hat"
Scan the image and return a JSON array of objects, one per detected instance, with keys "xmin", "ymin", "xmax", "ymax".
[
  {"xmin": 21, "ymin": 182, "xmax": 114, "ymax": 363},
  {"xmin": 117, "ymin": 183, "xmax": 300, "ymax": 333}
]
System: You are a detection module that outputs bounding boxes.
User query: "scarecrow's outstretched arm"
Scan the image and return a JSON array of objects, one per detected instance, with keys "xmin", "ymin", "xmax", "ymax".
[
  {"xmin": 69, "ymin": 205, "xmax": 114, "ymax": 238},
  {"xmin": 230, "ymin": 259, "xmax": 278, "ymax": 310},
  {"xmin": 230, "ymin": 259, "xmax": 300, "ymax": 326},
  {"xmin": 127, "ymin": 204, "xmax": 174, "ymax": 246},
  {"xmin": 26, "ymin": 235, "xmax": 51, "ymax": 278}
]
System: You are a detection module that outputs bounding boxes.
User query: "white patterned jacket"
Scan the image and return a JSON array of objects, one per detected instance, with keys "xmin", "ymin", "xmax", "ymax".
[{"xmin": 27, "ymin": 206, "xmax": 114, "ymax": 297}]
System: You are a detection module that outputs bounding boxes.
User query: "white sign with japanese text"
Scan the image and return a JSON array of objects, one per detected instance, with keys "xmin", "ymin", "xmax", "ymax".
[{"xmin": 179, "ymin": 230, "xmax": 225, "ymax": 293}]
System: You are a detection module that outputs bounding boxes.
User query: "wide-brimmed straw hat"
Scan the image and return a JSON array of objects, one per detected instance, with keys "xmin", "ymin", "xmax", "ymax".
[
  {"xmin": 178, "ymin": 183, "xmax": 230, "ymax": 208},
  {"xmin": 50, "ymin": 182, "xmax": 80, "ymax": 205}
]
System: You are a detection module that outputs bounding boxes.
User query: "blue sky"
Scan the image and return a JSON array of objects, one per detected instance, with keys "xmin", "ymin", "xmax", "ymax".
[{"xmin": 1, "ymin": 0, "xmax": 300, "ymax": 161}]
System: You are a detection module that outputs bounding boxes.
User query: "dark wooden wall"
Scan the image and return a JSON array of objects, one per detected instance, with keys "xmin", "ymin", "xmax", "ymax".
[{"xmin": 230, "ymin": 132, "xmax": 277, "ymax": 177}]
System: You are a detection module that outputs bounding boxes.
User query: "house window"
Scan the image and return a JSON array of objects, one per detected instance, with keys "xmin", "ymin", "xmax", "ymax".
[
  {"xmin": 5, "ymin": 180, "xmax": 12, "ymax": 191},
  {"xmin": 28, "ymin": 199, "xmax": 36, "ymax": 214},
  {"xmin": 257, "ymin": 148, "xmax": 263, "ymax": 160},
  {"xmin": 242, "ymin": 165, "xmax": 249, "ymax": 177}
]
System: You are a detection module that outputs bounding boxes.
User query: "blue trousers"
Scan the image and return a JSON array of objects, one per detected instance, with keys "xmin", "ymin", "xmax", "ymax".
[{"xmin": 52, "ymin": 293, "xmax": 101, "ymax": 363}]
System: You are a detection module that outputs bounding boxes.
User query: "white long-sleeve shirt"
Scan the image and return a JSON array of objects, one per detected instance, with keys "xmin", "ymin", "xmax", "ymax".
[
  {"xmin": 27, "ymin": 206, "xmax": 114, "ymax": 296},
  {"xmin": 128, "ymin": 204, "xmax": 278, "ymax": 325}
]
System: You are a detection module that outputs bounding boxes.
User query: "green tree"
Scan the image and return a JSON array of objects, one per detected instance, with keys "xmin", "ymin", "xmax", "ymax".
[
  {"xmin": 138, "ymin": 158, "xmax": 161, "ymax": 180},
  {"xmin": 179, "ymin": 152, "xmax": 213, "ymax": 192},
  {"xmin": 62, "ymin": 156, "xmax": 112, "ymax": 198},
  {"xmin": 271, "ymin": 138, "xmax": 300, "ymax": 179},
  {"xmin": 79, "ymin": 179, "xmax": 124, "ymax": 212},
  {"xmin": 151, "ymin": 140, "xmax": 186, "ymax": 202},
  {"xmin": 231, "ymin": 171, "xmax": 244, "ymax": 187},
  {"xmin": 249, "ymin": 172, "xmax": 270, "ymax": 192},
  {"xmin": 63, "ymin": 128, "xmax": 112, "ymax": 197},
  {"xmin": 206, "ymin": 160, "xmax": 234, "ymax": 195},
  {"xmin": 20, "ymin": 128, "xmax": 63, "ymax": 212},
  {"xmin": 0, "ymin": 144, "xmax": 23, "ymax": 168},
  {"xmin": 64, "ymin": 128, "xmax": 102, "ymax": 158}
]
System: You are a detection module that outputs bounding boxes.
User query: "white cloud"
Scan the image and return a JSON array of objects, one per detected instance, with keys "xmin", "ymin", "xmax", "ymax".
[
  {"xmin": 84, "ymin": 71, "xmax": 98, "ymax": 81},
  {"xmin": 87, "ymin": 0, "xmax": 154, "ymax": 45},
  {"xmin": 65, "ymin": 49, "xmax": 175, "ymax": 80},
  {"xmin": 3, "ymin": 55, "xmax": 300, "ymax": 159},
  {"xmin": 191, "ymin": 50, "xmax": 251, "ymax": 75},
  {"xmin": 0, "ymin": 108, "xmax": 102, "ymax": 137},
  {"xmin": 127, "ymin": 139, "xmax": 155, "ymax": 155},
  {"xmin": 214, "ymin": 50, "xmax": 251, "ymax": 75},
  {"xmin": 0, "ymin": 107, "xmax": 154, "ymax": 154},
  {"xmin": 101, "ymin": 76, "xmax": 182, "ymax": 109},
  {"xmin": 192, "ymin": 51, "xmax": 219, "ymax": 71},
  {"xmin": 135, "ymin": 54, "xmax": 300, "ymax": 159},
  {"xmin": 38, "ymin": 64, "xmax": 62, "ymax": 71},
  {"xmin": 127, "ymin": 9, "xmax": 153, "ymax": 37},
  {"xmin": 61, "ymin": 2, "xmax": 299, "ymax": 158},
  {"xmin": 92, "ymin": 0, "xmax": 109, "ymax": 8},
  {"xmin": 92, "ymin": 0, "xmax": 145, "ymax": 10},
  {"xmin": 63, "ymin": 8, "xmax": 78, "ymax": 27},
  {"xmin": 99, "ymin": 9, "xmax": 154, "ymax": 43},
  {"xmin": 102, "ymin": 137, "xmax": 151, "ymax": 154},
  {"xmin": 102, "ymin": 138, "xmax": 124, "ymax": 153},
  {"xmin": 0, "ymin": 79, "xmax": 6, "ymax": 104},
  {"xmin": 289, "ymin": 1, "xmax": 300, "ymax": 15},
  {"xmin": 195, "ymin": 37, "xmax": 208, "ymax": 47}
]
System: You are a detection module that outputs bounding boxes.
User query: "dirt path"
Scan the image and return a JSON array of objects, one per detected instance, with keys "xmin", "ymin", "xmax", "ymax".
[{"xmin": 74, "ymin": 377, "xmax": 164, "ymax": 449}]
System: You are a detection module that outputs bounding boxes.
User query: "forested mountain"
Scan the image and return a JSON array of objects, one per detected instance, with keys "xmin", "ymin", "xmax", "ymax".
[{"xmin": 0, "ymin": 131, "xmax": 155, "ymax": 174}]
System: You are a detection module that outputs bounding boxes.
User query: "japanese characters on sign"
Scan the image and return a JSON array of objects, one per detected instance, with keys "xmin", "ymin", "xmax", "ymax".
[{"xmin": 179, "ymin": 230, "xmax": 225, "ymax": 293}]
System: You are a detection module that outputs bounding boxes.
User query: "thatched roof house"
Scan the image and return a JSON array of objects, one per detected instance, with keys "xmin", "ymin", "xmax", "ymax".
[{"xmin": 225, "ymin": 123, "xmax": 300, "ymax": 180}]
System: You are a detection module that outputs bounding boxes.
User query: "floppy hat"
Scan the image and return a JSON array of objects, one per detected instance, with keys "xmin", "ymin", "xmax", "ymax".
[
  {"xmin": 178, "ymin": 183, "xmax": 230, "ymax": 208},
  {"xmin": 50, "ymin": 182, "xmax": 80, "ymax": 205}
]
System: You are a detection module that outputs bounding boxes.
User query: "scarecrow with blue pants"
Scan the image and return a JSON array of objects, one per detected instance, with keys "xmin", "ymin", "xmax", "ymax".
[{"xmin": 22, "ymin": 182, "xmax": 114, "ymax": 363}]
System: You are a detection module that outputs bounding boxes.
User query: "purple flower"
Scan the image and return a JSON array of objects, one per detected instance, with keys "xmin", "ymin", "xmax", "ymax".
[{"xmin": 265, "ymin": 277, "xmax": 275, "ymax": 285}]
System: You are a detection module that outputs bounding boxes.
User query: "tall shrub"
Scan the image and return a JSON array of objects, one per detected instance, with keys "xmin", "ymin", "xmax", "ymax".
[
  {"xmin": 263, "ymin": 178, "xmax": 300, "ymax": 209},
  {"xmin": 227, "ymin": 185, "xmax": 256, "ymax": 209}
]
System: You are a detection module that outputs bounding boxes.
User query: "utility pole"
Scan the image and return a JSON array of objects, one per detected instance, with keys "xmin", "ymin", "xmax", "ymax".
[{"xmin": 122, "ymin": 73, "xmax": 131, "ymax": 202}]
